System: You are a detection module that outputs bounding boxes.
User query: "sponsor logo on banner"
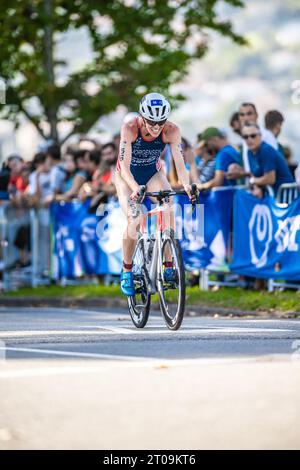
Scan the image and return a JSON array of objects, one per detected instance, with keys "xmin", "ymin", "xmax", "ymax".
[
  {"xmin": 249, "ymin": 204, "xmax": 273, "ymax": 268},
  {"xmin": 275, "ymin": 216, "xmax": 300, "ymax": 253}
]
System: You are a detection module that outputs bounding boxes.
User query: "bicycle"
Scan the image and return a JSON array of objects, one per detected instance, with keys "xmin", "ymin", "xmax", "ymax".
[{"xmin": 127, "ymin": 184, "xmax": 198, "ymax": 331}]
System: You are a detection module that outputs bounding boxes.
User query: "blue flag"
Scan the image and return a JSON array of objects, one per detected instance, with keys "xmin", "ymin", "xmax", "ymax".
[
  {"xmin": 174, "ymin": 189, "xmax": 234, "ymax": 271},
  {"xmin": 231, "ymin": 190, "xmax": 300, "ymax": 280}
]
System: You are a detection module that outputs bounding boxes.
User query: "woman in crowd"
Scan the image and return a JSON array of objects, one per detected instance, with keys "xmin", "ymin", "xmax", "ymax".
[{"xmin": 55, "ymin": 151, "xmax": 88, "ymax": 202}]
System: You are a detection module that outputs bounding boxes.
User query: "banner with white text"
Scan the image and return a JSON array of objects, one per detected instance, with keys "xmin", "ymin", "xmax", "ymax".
[{"xmin": 231, "ymin": 190, "xmax": 300, "ymax": 280}]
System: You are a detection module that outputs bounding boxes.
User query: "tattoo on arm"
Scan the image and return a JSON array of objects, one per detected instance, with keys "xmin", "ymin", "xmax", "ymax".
[{"xmin": 119, "ymin": 141, "xmax": 127, "ymax": 161}]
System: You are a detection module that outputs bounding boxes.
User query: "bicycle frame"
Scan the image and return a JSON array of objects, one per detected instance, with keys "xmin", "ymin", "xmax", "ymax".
[
  {"xmin": 139, "ymin": 203, "xmax": 168, "ymax": 295},
  {"xmin": 133, "ymin": 185, "xmax": 197, "ymax": 295}
]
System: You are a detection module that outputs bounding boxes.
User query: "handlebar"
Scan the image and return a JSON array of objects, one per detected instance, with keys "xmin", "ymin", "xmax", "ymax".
[{"xmin": 139, "ymin": 183, "xmax": 199, "ymax": 201}]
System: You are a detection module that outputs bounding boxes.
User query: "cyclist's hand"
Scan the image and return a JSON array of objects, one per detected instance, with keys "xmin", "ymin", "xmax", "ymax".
[
  {"xmin": 183, "ymin": 183, "xmax": 197, "ymax": 204},
  {"xmin": 130, "ymin": 185, "xmax": 146, "ymax": 203}
]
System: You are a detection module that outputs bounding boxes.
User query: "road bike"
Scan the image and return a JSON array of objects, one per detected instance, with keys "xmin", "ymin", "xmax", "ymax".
[{"xmin": 127, "ymin": 184, "xmax": 198, "ymax": 331}]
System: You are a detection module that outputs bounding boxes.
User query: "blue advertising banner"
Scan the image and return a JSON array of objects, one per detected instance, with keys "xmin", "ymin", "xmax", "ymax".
[
  {"xmin": 51, "ymin": 200, "xmax": 89, "ymax": 279},
  {"xmin": 231, "ymin": 190, "xmax": 300, "ymax": 280},
  {"xmin": 51, "ymin": 200, "xmax": 126, "ymax": 279},
  {"xmin": 174, "ymin": 188, "xmax": 234, "ymax": 271},
  {"xmin": 50, "ymin": 190, "xmax": 235, "ymax": 279}
]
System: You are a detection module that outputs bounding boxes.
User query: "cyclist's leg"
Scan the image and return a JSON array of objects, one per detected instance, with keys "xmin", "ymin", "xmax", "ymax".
[
  {"xmin": 146, "ymin": 170, "xmax": 175, "ymax": 265},
  {"xmin": 115, "ymin": 172, "xmax": 140, "ymax": 271}
]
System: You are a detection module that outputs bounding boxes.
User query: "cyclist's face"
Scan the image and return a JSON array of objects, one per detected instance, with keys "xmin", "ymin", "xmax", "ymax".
[{"xmin": 143, "ymin": 118, "xmax": 166, "ymax": 136}]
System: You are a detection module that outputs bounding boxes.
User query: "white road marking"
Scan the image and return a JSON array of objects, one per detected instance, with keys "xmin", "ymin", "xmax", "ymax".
[
  {"xmin": 0, "ymin": 346, "xmax": 150, "ymax": 361},
  {"xmin": 0, "ymin": 325, "xmax": 293, "ymax": 339}
]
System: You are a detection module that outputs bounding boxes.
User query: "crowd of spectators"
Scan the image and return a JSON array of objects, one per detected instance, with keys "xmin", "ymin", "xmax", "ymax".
[
  {"xmin": 0, "ymin": 101, "xmax": 299, "ymax": 287},
  {"xmin": 0, "ymin": 139, "xmax": 118, "ymax": 210},
  {"xmin": 0, "ymin": 102, "xmax": 299, "ymax": 208}
]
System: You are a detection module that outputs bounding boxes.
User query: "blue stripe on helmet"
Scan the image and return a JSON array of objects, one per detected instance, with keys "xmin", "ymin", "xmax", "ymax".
[{"xmin": 150, "ymin": 99, "xmax": 163, "ymax": 106}]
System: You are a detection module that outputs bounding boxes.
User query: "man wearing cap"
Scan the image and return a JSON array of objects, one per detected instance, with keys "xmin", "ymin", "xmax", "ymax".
[{"xmin": 196, "ymin": 127, "xmax": 241, "ymax": 191}]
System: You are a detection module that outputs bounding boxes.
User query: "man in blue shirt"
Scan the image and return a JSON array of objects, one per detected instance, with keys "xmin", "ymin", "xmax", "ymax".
[
  {"xmin": 227, "ymin": 122, "xmax": 294, "ymax": 196},
  {"xmin": 196, "ymin": 127, "xmax": 240, "ymax": 190}
]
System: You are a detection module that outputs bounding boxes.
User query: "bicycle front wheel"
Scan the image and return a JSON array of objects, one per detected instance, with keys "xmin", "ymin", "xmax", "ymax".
[
  {"xmin": 128, "ymin": 236, "xmax": 151, "ymax": 328},
  {"xmin": 157, "ymin": 229, "xmax": 185, "ymax": 330}
]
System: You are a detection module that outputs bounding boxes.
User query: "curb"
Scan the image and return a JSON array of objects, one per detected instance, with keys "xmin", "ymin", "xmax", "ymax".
[{"xmin": 0, "ymin": 297, "xmax": 299, "ymax": 319}]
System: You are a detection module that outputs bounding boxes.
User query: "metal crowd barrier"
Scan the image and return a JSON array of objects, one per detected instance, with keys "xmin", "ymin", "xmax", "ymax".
[
  {"xmin": 199, "ymin": 185, "xmax": 281, "ymax": 291},
  {"xmin": 268, "ymin": 182, "xmax": 300, "ymax": 292},
  {"xmin": 276, "ymin": 182, "xmax": 300, "ymax": 205},
  {"xmin": 199, "ymin": 185, "xmax": 246, "ymax": 291},
  {"xmin": 0, "ymin": 202, "xmax": 51, "ymax": 291}
]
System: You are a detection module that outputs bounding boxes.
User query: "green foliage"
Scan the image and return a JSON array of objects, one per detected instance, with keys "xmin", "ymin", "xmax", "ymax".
[{"xmin": 0, "ymin": 0, "xmax": 245, "ymax": 142}]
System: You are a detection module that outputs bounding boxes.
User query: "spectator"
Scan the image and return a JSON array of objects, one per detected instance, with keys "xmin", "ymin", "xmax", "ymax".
[
  {"xmin": 10, "ymin": 161, "xmax": 31, "ymax": 207},
  {"xmin": 73, "ymin": 149, "xmax": 89, "ymax": 174},
  {"xmin": 44, "ymin": 143, "xmax": 66, "ymax": 203},
  {"xmin": 282, "ymin": 145, "xmax": 298, "ymax": 176},
  {"xmin": 113, "ymin": 132, "xmax": 121, "ymax": 153},
  {"xmin": 78, "ymin": 135, "xmax": 101, "ymax": 152},
  {"xmin": 238, "ymin": 103, "xmax": 278, "ymax": 179},
  {"xmin": 6, "ymin": 154, "xmax": 26, "ymax": 197},
  {"xmin": 78, "ymin": 149, "xmax": 101, "ymax": 201},
  {"xmin": 265, "ymin": 109, "xmax": 288, "ymax": 158},
  {"xmin": 264, "ymin": 110, "xmax": 284, "ymax": 140},
  {"xmin": 230, "ymin": 111, "xmax": 242, "ymax": 136},
  {"xmin": 227, "ymin": 122, "xmax": 294, "ymax": 196},
  {"xmin": 0, "ymin": 162, "xmax": 11, "ymax": 200},
  {"xmin": 55, "ymin": 152, "xmax": 88, "ymax": 202},
  {"xmin": 7, "ymin": 157, "xmax": 32, "ymax": 268},
  {"xmin": 98, "ymin": 142, "xmax": 118, "ymax": 183},
  {"xmin": 90, "ymin": 143, "xmax": 118, "ymax": 209},
  {"xmin": 239, "ymin": 103, "xmax": 277, "ymax": 147},
  {"xmin": 193, "ymin": 141, "xmax": 216, "ymax": 184},
  {"xmin": 26, "ymin": 152, "xmax": 51, "ymax": 205},
  {"xmin": 196, "ymin": 127, "xmax": 240, "ymax": 190}
]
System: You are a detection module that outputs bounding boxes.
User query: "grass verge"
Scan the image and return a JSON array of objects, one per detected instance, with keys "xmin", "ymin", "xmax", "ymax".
[{"xmin": 2, "ymin": 284, "xmax": 300, "ymax": 313}]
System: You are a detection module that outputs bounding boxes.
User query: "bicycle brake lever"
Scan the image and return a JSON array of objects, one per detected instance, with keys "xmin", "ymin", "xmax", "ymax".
[{"xmin": 190, "ymin": 183, "xmax": 199, "ymax": 209}]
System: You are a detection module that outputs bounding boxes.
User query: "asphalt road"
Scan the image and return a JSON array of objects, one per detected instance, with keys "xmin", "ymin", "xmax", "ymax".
[{"xmin": 0, "ymin": 307, "xmax": 300, "ymax": 450}]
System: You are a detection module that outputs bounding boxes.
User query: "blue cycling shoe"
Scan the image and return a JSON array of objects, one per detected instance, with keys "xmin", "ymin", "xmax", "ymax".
[
  {"xmin": 120, "ymin": 270, "xmax": 135, "ymax": 296},
  {"xmin": 163, "ymin": 267, "xmax": 176, "ymax": 283}
]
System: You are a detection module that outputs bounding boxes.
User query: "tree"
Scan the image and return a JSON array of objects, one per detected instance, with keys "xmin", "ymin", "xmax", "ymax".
[{"xmin": 0, "ymin": 0, "xmax": 246, "ymax": 143}]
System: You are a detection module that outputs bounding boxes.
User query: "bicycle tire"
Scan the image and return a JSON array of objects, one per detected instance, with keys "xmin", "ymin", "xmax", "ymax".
[
  {"xmin": 157, "ymin": 228, "xmax": 185, "ymax": 330},
  {"xmin": 128, "ymin": 236, "xmax": 151, "ymax": 328}
]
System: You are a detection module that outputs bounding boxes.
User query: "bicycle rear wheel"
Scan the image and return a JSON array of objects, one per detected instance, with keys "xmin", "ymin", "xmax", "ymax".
[
  {"xmin": 128, "ymin": 236, "xmax": 151, "ymax": 328},
  {"xmin": 157, "ymin": 229, "xmax": 185, "ymax": 330}
]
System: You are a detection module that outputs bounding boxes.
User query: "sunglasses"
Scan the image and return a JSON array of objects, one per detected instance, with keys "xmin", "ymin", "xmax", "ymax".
[
  {"xmin": 243, "ymin": 133, "xmax": 260, "ymax": 140},
  {"xmin": 144, "ymin": 118, "xmax": 167, "ymax": 127}
]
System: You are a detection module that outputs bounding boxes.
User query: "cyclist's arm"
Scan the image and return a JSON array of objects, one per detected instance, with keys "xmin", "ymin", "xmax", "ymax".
[
  {"xmin": 118, "ymin": 123, "xmax": 140, "ymax": 192},
  {"xmin": 168, "ymin": 127, "xmax": 190, "ymax": 187}
]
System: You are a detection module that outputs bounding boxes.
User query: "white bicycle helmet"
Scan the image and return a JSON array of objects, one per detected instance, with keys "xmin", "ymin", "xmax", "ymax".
[{"xmin": 139, "ymin": 93, "xmax": 171, "ymax": 122}]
